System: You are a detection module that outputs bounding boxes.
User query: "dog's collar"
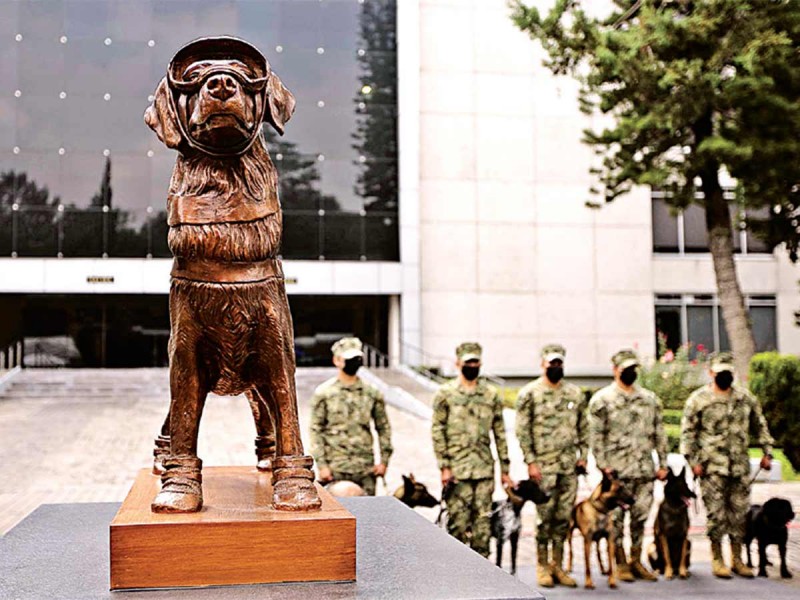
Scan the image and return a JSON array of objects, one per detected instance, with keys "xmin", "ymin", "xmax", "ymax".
[{"xmin": 167, "ymin": 83, "xmax": 269, "ymax": 158}]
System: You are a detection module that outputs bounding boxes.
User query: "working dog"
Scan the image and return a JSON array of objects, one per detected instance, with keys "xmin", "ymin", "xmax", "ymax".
[
  {"xmin": 491, "ymin": 479, "xmax": 551, "ymax": 575},
  {"xmin": 145, "ymin": 36, "xmax": 320, "ymax": 513},
  {"xmin": 567, "ymin": 470, "xmax": 635, "ymax": 589},
  {"xmin": 647, "ymin": 467, "xmax": 695, "ymax": 579},
  {"xmin": 394, "ymin": 474, "xmax": 440, "ymax": 508},
  {"xmin": 745, "ymin": 497, "xmax": 795, "ymax": 578}
]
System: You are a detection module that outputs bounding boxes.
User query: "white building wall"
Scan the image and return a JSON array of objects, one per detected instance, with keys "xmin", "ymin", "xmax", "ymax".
[{"xmin": 417, "ymin": 0, "xmax": 800, "ymax": 375}]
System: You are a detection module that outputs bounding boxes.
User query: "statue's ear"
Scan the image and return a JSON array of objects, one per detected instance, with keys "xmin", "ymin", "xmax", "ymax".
[
  {"xmin": 144, "ymin": 78, "xmax": 182, "ymax": 149},
  {"xmin": 264, "ymin": 71, "xmax": 295, "ymax": 135}
]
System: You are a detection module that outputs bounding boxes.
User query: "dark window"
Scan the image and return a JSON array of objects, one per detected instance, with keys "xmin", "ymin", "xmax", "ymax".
[
  {"xmin": 652, "ymin": 198, "xmax": 679, "ymax": 252},
  {"xmin": 655, "ymin": 304, "xmax": 681, "ymax": 353}
]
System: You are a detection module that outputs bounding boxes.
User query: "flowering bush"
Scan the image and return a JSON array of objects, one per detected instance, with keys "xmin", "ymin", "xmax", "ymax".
[{"xmin": 639, "ymin": 334, "xmax": 708, "ymax": 410}]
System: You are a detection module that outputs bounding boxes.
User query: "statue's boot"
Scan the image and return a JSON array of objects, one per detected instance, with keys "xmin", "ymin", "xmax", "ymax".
[
  {"xmin": 151, "ymin": 456, "xmax": 203, "ymax": 513},
  {"xmin": 255, "ymin": 434, "xmax": 276, "ymax": 472},
  {"xmin": 272, "ymin": 456, "xmax": 322, "ymax": 511},
  {"xmin": 151, "ymin": 434, "xmax": 170, "ymax": 475}
]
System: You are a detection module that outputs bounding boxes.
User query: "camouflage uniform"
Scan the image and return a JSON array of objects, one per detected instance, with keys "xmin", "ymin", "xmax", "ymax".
[
  {"xmin": 431, "ymin": 343, "xmax": 510, "ymax": 557},
  {"xmin": 310, "ymin": 377, "xmax": 392, "ymax": 496},
  {"xmin": 588, "ymin": 352, "xmax": 667, "ymax": 554},
  {"xmin": 516, "ymin": 354, "xmax": 587, "ymax": 552},
  {"xmin": 680, "ymin": 376, "xmax": 773, "ymax": 545}
]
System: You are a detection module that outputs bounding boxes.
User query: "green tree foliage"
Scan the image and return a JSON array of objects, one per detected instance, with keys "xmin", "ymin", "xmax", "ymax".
[
  {"xmin": 749, "ymin": 352, "xmax": 800, "ymax": 472},
  {"xmin": 511, "ymin": 0, "xmax": 800, "ymax": 376}
]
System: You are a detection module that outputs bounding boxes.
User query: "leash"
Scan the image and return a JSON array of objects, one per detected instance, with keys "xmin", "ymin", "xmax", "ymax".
[{"xmin": 748, "ymin": 465, "xmax": 763, "ymax": 486}]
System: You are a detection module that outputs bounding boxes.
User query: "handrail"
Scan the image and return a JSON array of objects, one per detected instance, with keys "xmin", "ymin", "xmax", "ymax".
[
  {"xmin": 1, "ymin": 338, "xmax": 24, "ymax": 370},
  {"xmin": 362, "ymin": 343, "xmax": 390, "ymax": 369}
]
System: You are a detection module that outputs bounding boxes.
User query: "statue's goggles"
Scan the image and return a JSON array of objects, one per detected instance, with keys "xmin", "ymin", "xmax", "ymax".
[{"xmin": 168, "ymin": 62, "xmax": 269, "ymax": 95}]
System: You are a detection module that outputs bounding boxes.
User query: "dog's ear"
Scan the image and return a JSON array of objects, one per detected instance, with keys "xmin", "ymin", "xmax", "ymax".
[
  {"xmin": 264, "ymin": 71, "xmax": 295, "ymax": 135},
  {"xmin": 144, "ymin": 78, "xmax": 182, "ymax": 149}
]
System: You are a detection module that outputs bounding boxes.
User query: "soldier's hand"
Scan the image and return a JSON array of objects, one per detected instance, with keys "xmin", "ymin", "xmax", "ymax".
[
  {"xmin": 501, "ymin": 473, "xmax": 514, "ymax": 488},
  {"xmin": 318, "ymin": 466, "xmax": 334, "ymax": 483},
  {"xmin": 527, "ymin": 463, "xmax": 542, "ymax": 483},
  {"xmin": 441, "ymin": 467, "xmax": 453, "ymax": 487},
  {"xmin": 760, "ymin": 455, "xmax": 772, "ymax": 471},
  {"xmin": 691, "ymin": 464, "xmax": 704, "ymax": 478},
  {"xmin": 655, "ymin": 467, "xmax": 668, "ymax": 481},
  {"xmin": 373, "ymin": 463, "xmax": 387, "ymax": 476}
]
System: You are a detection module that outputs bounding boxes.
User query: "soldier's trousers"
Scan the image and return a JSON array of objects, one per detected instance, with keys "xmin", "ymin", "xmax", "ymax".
[
  {"xmin": 699, "ymin": 474, "xmax": 750, "ymax": 543},
  {"xmin": 537, "ymin": 472, "xmax": 578, "ymax": 545},
  {"xmin": 612, "ymin": 478, "xmax": 653, "ymax": 550},
  {"xmin": 331, "ymin": 470, "xmax": 377, "ymax": 496},
  {"xmin": 446, "ymin": 478, "xmax": 494, "ymax": 557}
]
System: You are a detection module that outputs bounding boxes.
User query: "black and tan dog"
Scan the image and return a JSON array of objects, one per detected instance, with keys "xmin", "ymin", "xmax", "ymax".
[
  {"xmin": 145, "ymin": 36, "xmax": 320, "ymax": 513},
  {"xmin": 394, "ymin": 474, "xmax": 440, "ymax": 509},
  {"xmin": 491, "ymin": 479, "xmax": 551, "ymax": 575},
  {"xmin": 647, "ymin": 467, "xmax": 695, "ymax": 579},
  {"xmin": 745, "ymin": 497, "xmax": 795, "ymax": 579},
  {"xmin": 567, "ymin": 470, "xmax": 635, "ymax": 589}
]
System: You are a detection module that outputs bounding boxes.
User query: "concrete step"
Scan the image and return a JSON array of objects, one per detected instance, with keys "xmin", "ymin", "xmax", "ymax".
[{"xmin": 368, "ymin": 367, "xmax": 437, "ymax": 407}]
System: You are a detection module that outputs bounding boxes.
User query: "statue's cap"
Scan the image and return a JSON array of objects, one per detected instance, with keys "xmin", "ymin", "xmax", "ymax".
[{"xmin": 168, "ymin": 36, "xmax": 269, "ymax": 83}]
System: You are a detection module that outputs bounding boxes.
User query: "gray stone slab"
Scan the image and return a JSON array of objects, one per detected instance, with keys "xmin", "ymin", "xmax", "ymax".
[{"xmin": 0, "ymin": 498, "xmax": 543, "ymax": 600}]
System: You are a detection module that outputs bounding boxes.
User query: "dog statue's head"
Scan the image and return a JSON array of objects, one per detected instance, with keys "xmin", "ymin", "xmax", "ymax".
[{"xmin": 145, "ymin": 36, "xmax": 295, "ymax": 156}]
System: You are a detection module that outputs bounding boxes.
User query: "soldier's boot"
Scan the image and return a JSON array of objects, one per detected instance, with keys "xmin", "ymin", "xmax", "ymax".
[
  {"xmin": 711, "ymin": 541, "xmax": 733, "ymax": 579},
  {"xmin": 272, "ymin": 455, "xmax": 322, "ymax": 511},
  {"xmin": 730, "ymin": 541, "xmax": 755, "ymax": 578},
  {"xmin": 550, "ymin": 541, "xmax": 577, "ymax": 587},
  {"xmin": 151, "ymin": 434, "xmax": 170, "ymax": 475},
  {"xmin": 629, "ymin": 546, "xmax": 658, "ymax": 581},
  {"xmin": 151, "ymin": 455, "xmax": 203, "ymax": 513},
  {"xmin": 536, "ymin": 543, "xmax": 554, "ymax": 588},
  {"xmin": 255, "ymin": 434, "xmax": 276, "ymax": 472},
  {"xmin": 615, "ymin": 546, "xmax": 635, "ymax": 582}
]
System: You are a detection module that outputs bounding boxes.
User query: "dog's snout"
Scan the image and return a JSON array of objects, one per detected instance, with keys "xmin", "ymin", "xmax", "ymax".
[{"xmin": 206, "ymin": 74, "xmax": 238, "ymax": 100}]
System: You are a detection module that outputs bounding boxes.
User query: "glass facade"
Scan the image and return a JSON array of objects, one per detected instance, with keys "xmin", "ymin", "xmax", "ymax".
[{"xmin": 0, "ymin": 0, "xmax": 399, "ymax": 261}]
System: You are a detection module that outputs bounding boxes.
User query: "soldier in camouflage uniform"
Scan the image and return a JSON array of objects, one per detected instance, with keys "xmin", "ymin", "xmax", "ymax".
[
  {"xmin": 589, "ymin": 349, "xmax": 668, "ymax": 583},
  {"xmin": 310, "ymin": 337, "xmax": 392, "ymax": 496},
  {"xmin": 516, "ymin": 343, "xmax": 587, "ymax": 588},
  {"xmin": 680, "ymin": 351, "xmax": 773, "ymax": 579},
  {"xmin": 431, "ymin": 342, "xmax": 512, "ymax": 557}
]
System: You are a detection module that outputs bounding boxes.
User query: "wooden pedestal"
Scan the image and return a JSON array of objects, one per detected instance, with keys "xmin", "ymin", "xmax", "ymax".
[{"xmin": 109, "ymin": 467, "xmax": 356, "ymax": 590}]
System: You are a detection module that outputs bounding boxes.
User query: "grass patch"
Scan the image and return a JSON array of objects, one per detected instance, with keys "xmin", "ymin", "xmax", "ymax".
[{"xmin": 749, "ymin": 448, "xmax": 798, "ymax": 482}]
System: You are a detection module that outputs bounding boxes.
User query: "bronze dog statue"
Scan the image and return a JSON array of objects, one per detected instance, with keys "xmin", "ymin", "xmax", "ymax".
[{"xmin": 145, "ymin": 36, "xmax": 320, "ymax": 513}]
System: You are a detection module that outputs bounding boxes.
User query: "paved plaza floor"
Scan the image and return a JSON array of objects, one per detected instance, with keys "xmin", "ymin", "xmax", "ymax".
[{"xmin": 1, "ymin": 367, "xmax": 798, "ymax": 597}]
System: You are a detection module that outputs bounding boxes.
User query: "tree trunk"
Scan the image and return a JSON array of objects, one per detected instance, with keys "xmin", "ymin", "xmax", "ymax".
[{"xmin": 701, "ymin": 167, "xmax": 756, "ymax": 379}]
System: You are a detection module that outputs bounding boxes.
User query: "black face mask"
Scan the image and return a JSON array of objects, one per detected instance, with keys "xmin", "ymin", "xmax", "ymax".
[
  {"xmin": 714, "ymin": 370, "xmax": 734, "ymax": 391},
  {"xmin": 342, "ymin": 356, "xmax": 362, "ymax": 376},
  {"xmin": 619, "ymin": 366, "xmax": 638, "ymax": 386},
  {"xmin": 461, "ymin": 365, "xmax": 480, "ymax": 381},
  {"xmin": 546, "ymin": 366, "xmax": 564, "ymax": 384}
]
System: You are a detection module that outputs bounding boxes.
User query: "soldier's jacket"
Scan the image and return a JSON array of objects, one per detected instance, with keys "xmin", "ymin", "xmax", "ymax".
[
  {"xmin": 588, "ymin": 383, "xmax": 668, "ymax": 479},
  {"xmin": 310, "ymin": 377, "xmax": 393, "ymax": 474},
  {"xmin": 431, "ymin": 379, "xmax": 510, "ymax": 480},
  {"xmin": 516, "ymin": 377, "xmax": 588, "ymax": 474},
  {"xmin": 680, "ymin": 384, "xmax": 773, "ymax": 478}
]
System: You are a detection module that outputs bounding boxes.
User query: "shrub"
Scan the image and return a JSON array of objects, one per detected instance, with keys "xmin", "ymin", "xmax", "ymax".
[
  {"xmin": 749, "ymin": 352, "xmax": 800, "ymax": 473},
  {"xmin": 639, "ymin": 336, "xmax": 707, "ymax": 410}
]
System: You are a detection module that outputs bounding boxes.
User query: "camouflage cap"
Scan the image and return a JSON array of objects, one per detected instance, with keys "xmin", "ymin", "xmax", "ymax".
[
  {"xmin": 331, "ymin": 336, "xmax": 364, "ymax": 359},
  {"xmin": 611, "ymin": 348, "xmax": 640, "ymax": 370},
  {"xmin": 456, "ymin": 342, "xmax": 482, "ymax": 362},
  {"xmin": 541, "ymin": 343, "xmax": 566, "ymax": 363},
  {"xmin": 709, "ymin": 351, "xmax": 735, "ymax": 373}
]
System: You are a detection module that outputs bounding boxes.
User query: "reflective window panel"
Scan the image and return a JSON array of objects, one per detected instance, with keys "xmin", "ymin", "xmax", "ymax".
[{"xmin": 0, "ymin": 0, "xmax": 399, "ymax": 261}]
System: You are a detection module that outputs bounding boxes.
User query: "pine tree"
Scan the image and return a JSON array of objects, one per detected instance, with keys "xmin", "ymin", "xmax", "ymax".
[{"xmin": 511, "ymin": 0, "xmax": 800, "ymax": 375}]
